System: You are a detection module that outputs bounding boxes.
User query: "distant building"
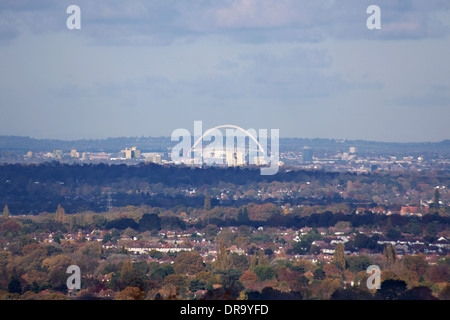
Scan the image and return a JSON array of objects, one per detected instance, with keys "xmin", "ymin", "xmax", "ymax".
[
  {"xmin": 225, "ymin": 151, "xmax": 245, "ymax": 167},
  {"xmin": 52, "ymin": 150, "xmax": 62, "ymax": 159},
  {"xmin": 124, "ymin": 148, "xmax": 132, "ymax": 159},
  {"xmin": 253, "ymin": 156, "xmax": 268, "ymax": 166},
  {"xmin": 400, "ymin": 206, "xmax": 428, "ymax": 217},
  {"xmin": 88, "ymin": 152, "xmax": 110, "ymax": 161},
  {"xmin": 122, "ymin": 147, "xmax": 141, "ymax": 159},
  {"xmin": 142, "ymin": 153, "xmax": 162, "ymax": 164},
  {"xmin": 349, "ymin": 147, "xmax": 357, "ymax": 154},
  {"xmin": 132, "ymin": 147, "xmax": 140, "ymax": 159},
  {"xmin": 70, "ymin": 149, "xmax": 80, "ymax": 158},
  {"xmin": 303, "ymin": 147, "xmax": 313, "ymax": 162}
]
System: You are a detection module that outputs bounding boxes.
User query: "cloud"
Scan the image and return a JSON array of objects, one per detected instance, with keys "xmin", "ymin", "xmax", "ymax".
[{"xmin": 1, "ymin": 0, "xmax": 450, "ymax": 45}]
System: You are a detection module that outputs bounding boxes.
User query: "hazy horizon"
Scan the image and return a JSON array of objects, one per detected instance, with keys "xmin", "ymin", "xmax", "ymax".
[
  {"xmin": 1, "ymin": 133, "xmax": 449, "ymax": 145},
  {"xmin": 1, "ymin": 1, "xmax": 450, "ymax": 143}
]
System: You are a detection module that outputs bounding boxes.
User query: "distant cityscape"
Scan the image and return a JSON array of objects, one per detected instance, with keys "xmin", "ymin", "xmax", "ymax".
[{"xmin": 3, "ymin": 141, "xmax": 448, "ymax": 174}]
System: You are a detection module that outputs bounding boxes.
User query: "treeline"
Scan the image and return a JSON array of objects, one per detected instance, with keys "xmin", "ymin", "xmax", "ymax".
[
  {"xmin": 0, "ymin": 162, "xmax": 344, "ymax": 185},
  {"xmin": 1, "ymin": 162, "xmax": 448, "ymax": 214},
  {"xmin": 97, "ymin": 209, "xmax": 448, "ymax": 246},
  {"xmin": 1, "ymin": 135, "xmax": 449, "ymax": 153}
]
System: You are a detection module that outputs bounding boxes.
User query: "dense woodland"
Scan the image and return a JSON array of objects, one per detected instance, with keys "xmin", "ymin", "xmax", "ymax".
[{"xmin": 0, "ymin": 162, "xmax": 448, "ymax": 214}]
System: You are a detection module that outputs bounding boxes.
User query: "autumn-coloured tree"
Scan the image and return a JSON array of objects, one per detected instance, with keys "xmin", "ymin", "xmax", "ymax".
[
  {"xmin": 254, "ymin": 265, "xmax": 275, "ymax": 281},
  {"xmin": 18, "ymin": 243, "xmax": 48, "ymax": 274},
  {"xmin": 116, "ymin": 286, "xmax": 145, "ymax": 300},
  {"xmin": 402, "ymin": 255, "xmax": 428, "ymax": 280},
  {"xmin": 204, "ymin": 192, "xmax": 211, "ymax": 210},
  {"xmin": 120, "ymin": 259, "xmax": 133, "ymax": 278},
  {"xmin": 41, "ymin": 254, "xmax": 75, "ymax": 290},
  {"xmin": 0, "ymin": 251, "xmax": 12, "ymax": 288},
  {"xmin": 383, "ymin": 243, "xmax": 397, "ymax": 265},
  {"xmin": 54, "ymin": 205, "xmax": 66, "ymax": 223},
  {"xmin": 323, "ymin": 263, "xmax": 342, "ymax": 279},
  {"xmin": 439, "ymin": 284, "xmax": 450, "ymax": 300},
  {"xmin": 333, "ymin": 243, "xmax": 345, "ymax": 270},
  {"xmin": 163, "ymin": 274, "xmax": 188, "ymax": 288},
  {"xmin": 319, "ymin": 278, "xmax": 341, "ymax": 300},
  {"xmin": 174, "ymin": 251, "xmax": 205, "ymax": 275},
  {"xmin": 239, "ymin": 270, "xmax": 258, "ymax": 285},
  {"xmin": 0, "ymin": 219, "xmax": 22, "ymax": 234},
  {"xmin": 256, "ymin": 249, "xmax": 269, "ymax": 266},
  {"xmin": 237, "ymin": 290, "xmax": 248, "ymax": 300},
  {"xmin": 214, "ymin": 241, "xmax": 230, "ymax": 271},
  {"xmin": 427, "ymin": 265, "xmax": 449, "ymax": 283},
  {"xmin": 3, "ymin": 205, "xmax": 9, "ymax": 218},
  {"xmin": 249, "ymin": 252, "xmax": 258, "ymax": 271}
]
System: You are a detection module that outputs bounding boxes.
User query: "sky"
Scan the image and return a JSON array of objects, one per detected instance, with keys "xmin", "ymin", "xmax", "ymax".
[{"xmin": 0, "ymin": 0, "xmax": 449, "ymax": 142}]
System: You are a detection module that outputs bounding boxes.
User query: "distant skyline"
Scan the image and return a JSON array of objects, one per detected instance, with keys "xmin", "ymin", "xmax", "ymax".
[{"xmin": 1, "ymin": 1, "xmax": 450, "ymax": 143}]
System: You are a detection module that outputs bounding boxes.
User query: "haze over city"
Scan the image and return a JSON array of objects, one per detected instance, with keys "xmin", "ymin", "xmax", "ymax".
[{"xmin": 0, "ymin": 0, "xmax": 449, "ymax": 142}]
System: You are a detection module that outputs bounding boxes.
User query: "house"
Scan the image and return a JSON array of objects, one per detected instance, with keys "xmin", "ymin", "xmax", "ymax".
[
  {"xmin": 400, "ymin": 206, "xmax": 428, "ymax": 217},
  {"xmin": 227, "ymin": 245, "xmax": 245, "ymax": 255},
  {"xmin": 431, "ymin": 237, "xmax": 449, "ymax": 250}
]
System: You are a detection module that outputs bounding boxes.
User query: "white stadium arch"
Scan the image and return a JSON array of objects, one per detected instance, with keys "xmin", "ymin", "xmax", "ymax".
[{"xmin": 190, "ymin": 124, "xmax": 267, "ymax": 156}]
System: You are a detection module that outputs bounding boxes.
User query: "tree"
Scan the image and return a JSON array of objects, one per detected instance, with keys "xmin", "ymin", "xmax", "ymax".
[
  {"xmin": 41, "ymin": 254, "xmax": 75, "ymax": 290},
  {"xmin": 239, "ymin": 271, "xmax": 258, "ymax": 285},
  {"xmin": 105, "ymin": 217, "xmax": 138, "ymax": 230},
  {"xmin": 0, "ymin": 219, "xmax": 22, "ymax": 234},
  {"xmin": 319, "ymin": 278, "xmax": 341, "ymax": 300},
  {"xmin": 0, "ymin": 251, "xmax": 12, "ymax": 288},
  {"xmin": 163, "ymin": 274, "xmax": 188, "ymax": 288},
  {"xmin": 402, "ymin": 255, "xmax": 428, "ymax": 279},
  {"xmin": 189, "ymin": 279, "xmax": 206, "ymax": 292},
  {"xmin": 230, "ymin": 253, "xmax": 249, "ymax": 271},
  {"xmin": 119, "ymin": 259, "xmax": 133, "ymax": 285},
  {"xmin": 203, "ymin": 224, "xmax": 219, "ymax": 238},
  {"xmin": 406, "ymin": 220, "xmax": 422, "ymax": 236},
  {"xmin": 116, "ymin": 286, "xmax": 145, "ymax": 300},
  {"xmin": 313, "ymin": 268, "xmax": 326, "ymax": 280},
  {"xmin": 254, "ymin": 265, "xmax": 276, "ymax": 281},
  {"xmin": 401, "ymin": 286, "xmax": 438, "ymax": 300},
  {"xmin": 8, "ymin": 277, "xmax": 22, "ymax": 294},
  {"xmin": 376, "ymin": 279, "xmax": 407, "ymax": 300},
  {"xmin": 237, "ymin": 291, "xmax": 248, "ymax": 300},
  {"xmin": 214, "ymin": 241, "xmax": 230, "ymax": 271},
  {"xmin": 174, "ymin": 251, "xmax": 206, "ymax": 275},
  {"xmin": 3, "ymin": 205, "xmax": 9, "ymax": 218},
  {"xmin": 237, "ymin": 206, "xmax": 250, "ymax": 224},
  {"xmin": 352, "ymin": 233, "xmax": 377, "ymax": 250},
  {"xmin": 433, "ymin": 188, "xmax": 440, "ymax": 208},
  {"xmin": 439, "ymin": 284, "xmax": 450, "ymax": 300},
  {"xmin": 333, "ymin": 243, "xmax": 346, "ymax": 270},
  {"xmin": 383, "ymin": 244, "xmax": 397, "ymax": 265},
  {"xmin": 220, "ymin": 268, "xmax": 243, "ymax": 288},
  {"xmin": 386, "ymin": 228, "xmax": 402, "ymax": 240},
  {"xmin": 138, "ymin": 213, "xmax": 161, "ymax": 232},
  {"xmin": 204, "ymin": 192, "xmax": 212, "ymax": 210},
  {"xmin": 152, "ymin": 264, "xmax": 175, "ymax": 281},
  {"xmin": 54, "ymin": 205, "xmax": 66, "ymax": 223},
  {"xmin": 345, "ymin": 255, "xmax": 372, "ymax": 273},
  {"xmin": 292, "ymin": 239, "xmax": 311, "ymax": 255}
]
